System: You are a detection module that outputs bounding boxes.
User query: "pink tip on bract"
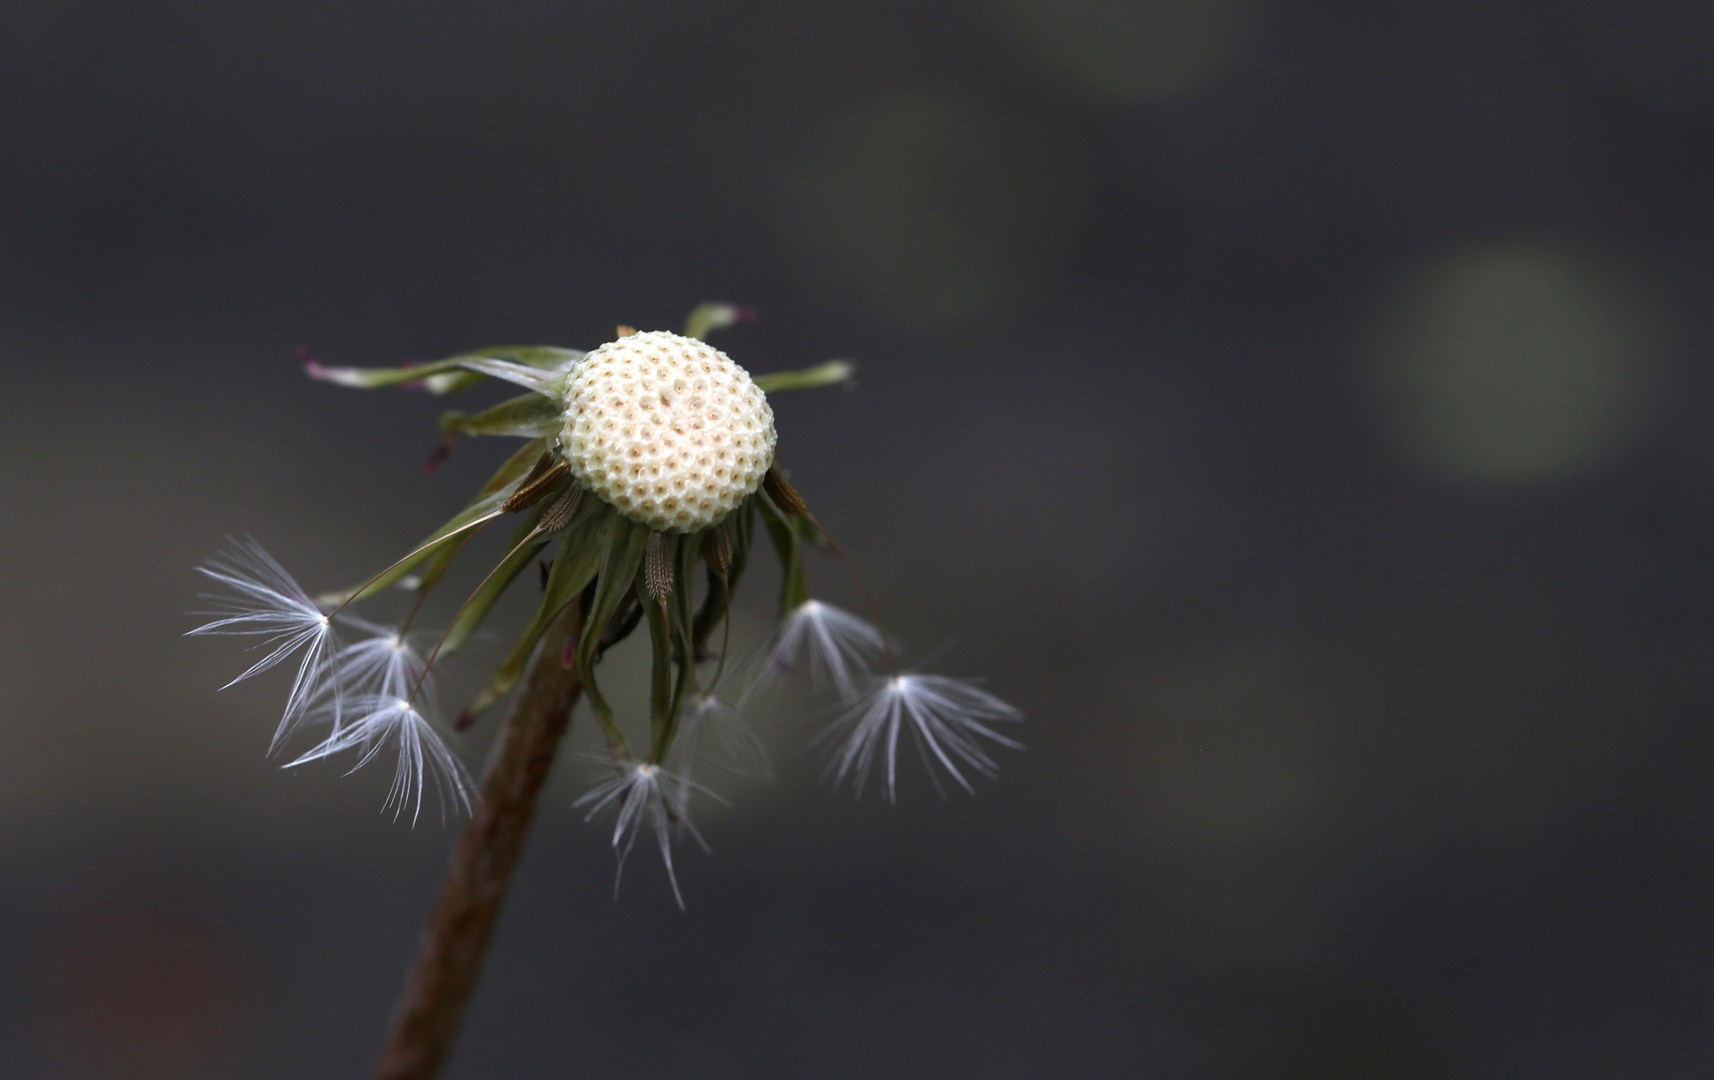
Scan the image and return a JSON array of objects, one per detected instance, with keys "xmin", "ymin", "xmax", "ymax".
[
  {"xmin": 386, "ymin": 359, "xmax": 430, "ymax": 393},
  {"xmin": 453, "ymin": 708, "xmax": 477, "ymax": 732},
  {"xmin": 734, "ymin": 307, "xmax": 759, "ymax": 323}
]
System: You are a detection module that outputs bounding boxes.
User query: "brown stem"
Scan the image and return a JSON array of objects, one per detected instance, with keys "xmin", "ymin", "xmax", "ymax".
[{"xmin": 371, "ymin": 602, "xmax": 586, "ymax": 1080}]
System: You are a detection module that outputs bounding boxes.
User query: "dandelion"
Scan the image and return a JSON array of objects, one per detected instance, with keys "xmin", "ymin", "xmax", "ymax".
[
  {"xmin": 573, "ymin": 759, "xmax": 717, "ymax": 910},
  {"xmin": 188, "ymin": 536, "xmax": 340, "ymax": 752},
  {"xmin": 820, "ymin": 674, "xmax": 1024, "ymax": 802},
  {"xmin": 191, "ymin": 304, "xmax": 1021, "ymax": 1073}
]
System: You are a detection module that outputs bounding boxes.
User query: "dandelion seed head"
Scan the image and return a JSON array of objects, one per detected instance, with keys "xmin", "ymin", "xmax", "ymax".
[{"xmin": 559, "ymin": 330, "xmax": 776, "ymax": 532}]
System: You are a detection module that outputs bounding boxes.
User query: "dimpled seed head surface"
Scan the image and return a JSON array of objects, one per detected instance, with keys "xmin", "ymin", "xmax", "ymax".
[{"xmin": 561, "ymin": 331, "xmax": 777, "ymax": 532}]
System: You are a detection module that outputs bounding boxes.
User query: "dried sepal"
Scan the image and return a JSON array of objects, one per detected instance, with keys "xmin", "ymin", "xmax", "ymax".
[
  {"xmin": 537, "ymin": 484, "xmax": 583, "ymax": 533},
  {"xmin": 762, "ymin": 465, "xmax": 808, "ymax": 516},
  {"xmin": 644, "ymin": 532, "xmax": 675, "ymax": 607},
  {"xmin": 703, "ymin": 523, "xmax": 732, "ymax": 575},
  {"xmin": 502, "ymin": 452, "xmax": 571, "ymax": 513}
]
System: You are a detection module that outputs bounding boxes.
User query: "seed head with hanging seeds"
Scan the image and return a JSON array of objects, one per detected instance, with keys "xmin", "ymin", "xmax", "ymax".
[{"xmin": 190, "ymin": 302, "xmax": 1022, "ymax": 902}]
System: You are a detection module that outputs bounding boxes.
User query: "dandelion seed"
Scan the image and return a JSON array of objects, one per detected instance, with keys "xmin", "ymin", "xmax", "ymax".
[
  {"xmin": 752, "ymin": 599, "xmax": 887, "ymax": 703},
  {"xmin": 188, "ymin": 537, "xmax": 340, "ymax": 752},
  {"xmin": 285, "ymin": 617, "xmax": 436, "ymax": 757},
  {"xmin": 672, "ymin": 692, "xmax": 772, "ymax": 796},
  {"xmin": 290, "ymin": 696, "xmax": 474, "ymax": 824},
  {"xmin": 819, "ymin": 674, "xmax": 1023, "ymax": 802},
  {"xmin": 573, "ymin": 760, "xmax": 719, "ymax": 910},
  {"xmin": 330, "ymin": 615, "xmax": 431, "ymax": 702}
]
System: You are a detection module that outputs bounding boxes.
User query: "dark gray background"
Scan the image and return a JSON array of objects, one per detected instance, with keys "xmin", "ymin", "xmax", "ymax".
[{"xmin": 6, "ymin": 0, "xmax": 1714, "ymax": 1076}]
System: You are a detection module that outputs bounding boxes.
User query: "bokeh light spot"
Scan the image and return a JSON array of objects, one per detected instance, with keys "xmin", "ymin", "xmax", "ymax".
[
  {"xmin": 1364, "ymin": 242, "xmax": 1665, "ymax": 485},
  {"xmin": 781, "ymin": 94, "xmax": 1090, "ymax": 328},
  {"xmin": 1131, "ymin": 649, "xmax": 1313, "ymax": 844},
  {"xmin": 43, "ymin": 900, "xmax": 241, "ymax": 1078},
  {"xmin": 993, "ymin": 0, "xmax": 1261, "ymax": 102}
]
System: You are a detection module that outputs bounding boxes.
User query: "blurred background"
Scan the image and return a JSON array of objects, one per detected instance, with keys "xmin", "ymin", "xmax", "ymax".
[{"xmin": 4, "ymin": 0, "xmax": 1714, "ymax": 1075}]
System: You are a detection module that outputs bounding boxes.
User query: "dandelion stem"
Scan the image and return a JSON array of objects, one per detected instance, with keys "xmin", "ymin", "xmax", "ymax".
[{"xmin": 370, "ymin": 602, "xmax": 585, "ymax": 1080}]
